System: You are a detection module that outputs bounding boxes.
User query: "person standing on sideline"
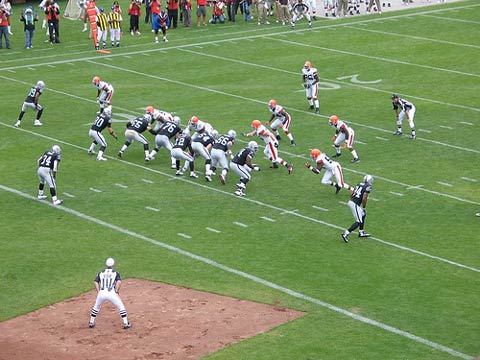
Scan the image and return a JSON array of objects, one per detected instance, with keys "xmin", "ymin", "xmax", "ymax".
[
  {"xmin": 277, "ymin": 0, "xmax": 291, "ymax": 25},
  {"xmin": 302, "ymin": 61, "xmax": 320, "ymax": 113},
  {"xmin": 15, "ymin": 80, "xmax": 45, "ymax": 127},
  {"xmin": 20, "ymin": 5, "xmax": 38, "ymax": 49},
  {"xmin": 0, "ymin": 0, "xmax": 12, "ymax": 35},
  {"xmin": 108, "ymin": 5, "xmax": 122, "ymax": 47},
  {"xmin": 366, "ymin": 0, "xmax": 381, "ymax": 14},
  {"xmin": 89, "ymin": 258, "xmax": 132, "ymax": 329},
  {"xmin": 196, "ymin": 0, "xmax": 207, "ymax": 26},
  {"xmin": 77, "ymin": 0, "xmax": 88, "ymax": 32},
  {"xmin": 391, "ymin": 93, "xmax": 416, "ymax": 139},
  {"xmin": 291, "ymin": 0, "xmax": 312, "ymax": 29},
  {"xmin": 144, "ymin": 0, "xmax": 151, "ymax": 23},
  {"xmin": 37, "ymin": 145, "xmax": 63, "ymax": 205},
  {"xmin": 87, "ymin": 106, "xmax": 118, "ymax": 161},
  {"xmin": 167, "ymin": 0, "xmax": 178, "ymax": 29},
  {"xmin": 128, "ymin": 0, "xmax": 141, "ymax": 35},
  {"xmin": 341, "ymin": 175, "xmax": 374, "ymax": 243},
  {"xmin": 328, "ymin": 115, "xmax": 360, "ymax": 163},
  {"xmin": 0, "ymin": 1, "xmax": 11, "ymax": 49},
  {"xmin": 181, "ymin": 0, "xmax": 192, "ymax": 26},
  {"xmin": 305, "ymin": 148, "xmax": 353, "ymax": 194},
  {"xmin": 45, "ymin": 0, "xmax": 60, "ymax": 44},
  {"xmin": 266, "ymin": 99, "xmax": 296, "ymax": 146},
  {"xmin": 153, "ymin": 8, "xmax": 168, "ymax": 43},
  {"xmin": 95, "ymin": 7, "xmax": 108, "ymax": 49}
]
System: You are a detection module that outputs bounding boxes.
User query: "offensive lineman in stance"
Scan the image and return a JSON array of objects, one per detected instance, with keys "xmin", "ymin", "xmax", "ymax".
[
  {"xmin": 89, "ymin": 258, "xmax": 131, "ymax": 329},
  {"xmin": 87, "ymin": 106, "xmax": 118, "ymax": 161},
  {"xmin": 37, "ymin": 144, "xmax": 63, "ymax": 205},
  {"xmin": 341, "ymin": 175, "xmax": 374, "ymax": 243}
]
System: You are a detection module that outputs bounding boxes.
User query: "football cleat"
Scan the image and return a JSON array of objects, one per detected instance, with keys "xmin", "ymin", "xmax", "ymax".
[
  {"xmin": 270, "ymin": 163, "xmax": 279, "ymax": 169},
  {"xmin": 275, "ymin": 134, "xmax": 281, "ymax": 141},
  {"xmin": 236, "ymin": 182, "xmax": 246, "ymax": 189},
  {"xmin": 170, "ymin": 164, "xmax": 176, "ymax": 169},
  {"xmin": 33, "ymin": 120, "xmax": 43, "ymax": 126},
  {"xmin": 351, "ymin": 158, "xmax": 360, "ymax": 163},
  {"xmin": 315, "ymin": 108, "xmax": 320, "ymax": 114},
  {"xmin": 123, "ymin": 323, "xmax": 132, "ymax": 329},
  {"xmin": 410, "ymin": 134, "xmax": 416, "ymax": 139},
  {"xmin": 358, "ymin": 232, "xmax": 371, "ymax": 238},
  {"xmin": 14, "ymin": 120, "xmax": 21, "ymax": 127},
  {"xmin": 37, "ymin": 195, "xmax": 48, "ymax": 200},
  {"xmin": 335, "ymin": 184, "xmax": 341, "ymax": 194},
  {"xmin": 331, "ymin": 153, "xmax": 342, "ymax": 158},
  {"xmin": 219, "ymin": 174, "xmax": 226, "ymax": 185},
  {"xmin": 309, "ymin": 105, "xmax": 314, "ymax": 110},
  {"xmin": 290, "ymin": 140, "xmax": 296, "ymax": 147},
  {"xmin": 88, "ymin": 322, "xmax": 95, "ymax": 328},
  {"xmin": 88, "ymin": 149, "xmax": 96, "ymax": 155},
  {"xmin": 175, "ymin": 170, "xmax": 184, "ymax": 176},
  {"xmin": 97, "ymin": 156, "xmax": 107, "ymax": 161},
  {"xmin": 393, "ymin": 130, "xmax": 403, "ymax": 135},
  {"xmin": 341, "ymin": 233, "xmax": 349, "ymax": 243},
  {"xmin": 117, "ymin": 151, "xmax": 123, "ymax": 158},
  {"xmin": 205, "ymin": 174, "xmax": 212, "ymax": 182},
  {"xmin": 53, "ymin": 199, "xmax": 63, "ymax": 206},
  {"xmin": 189, "ymin": 172, "xmax": 198, "ymax": 179},
  {"xmin": 145, "ymin": 156, "xmax": 150, "ymax": 162},
  {"xmin": 234, "ymin": 189, "xmax": 245, "ymax": 197}
]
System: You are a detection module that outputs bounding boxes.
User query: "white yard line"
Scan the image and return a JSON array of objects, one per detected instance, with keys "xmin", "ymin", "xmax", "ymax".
[{"xmin": 0, "ymin": 183, "xmax": 474, "ymax": 360}]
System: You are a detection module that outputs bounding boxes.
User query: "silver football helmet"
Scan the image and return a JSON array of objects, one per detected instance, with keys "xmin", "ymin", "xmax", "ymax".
[
  {"xmin": 103, "ymin": 106, "xmax": 112, "ymax": 117},
  {"xmin": 227, "ymin": 129, "xmax": 237, "ymax": 139},
  {"xmin": 51, "ymin": 145, "xmax": 61, "ymax": 155},
  {"xmin": 363, "ymin": 174, "xmax": 374, "ymax": 185},
  {"xmin": 172, "ymin": 116, "xmax": 181, "ymax": 125},
  {"xmin": 248, "ymin": 141, "xmax": 258, "ymax": 152},
  {"xmin": 36, "ymin": 80, "xmax": 45, "ymax": 90}
]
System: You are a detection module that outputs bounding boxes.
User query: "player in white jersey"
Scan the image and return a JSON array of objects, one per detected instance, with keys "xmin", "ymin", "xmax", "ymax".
[
  {"xmin": 302, "ymin": 61, "xmax": 320, "ymax": 113},
  {"xmin": 244, "ymin": 120, "xmax": 293, "ymax": 174},
  {"xmin": 88, "ymin": 258, "xmax": 131, "ymax": 329},
  {"xmin": 305, "ymin": 148, "xmax": 353, "ymax": 194},
  {"xmin": 328, "ymin": 115, "xmax": 360, "ymax": 163},
  {"xmin": 391, "ymin": 93, "xmax": 416, "ymax": 139},
  {"xmin": 304, "ymin": 0, "xmax": 317, "ymax": 19},
  {"xmin": 291, "ymin": 0, "xmax": 312, "ymax": 29},
  {"xmin": 183, "ymin": 115, "xmax": 215, "ymax": 140},
  {"xmin": 267, "ymin": 99, "xmax": 296, "ymax": 146},
  {"xmin": 145, "ymin": 105, "xmax": 175, "ymax": 125},
  {"xmin": 323, "ymin": 0, "xmax": 336, "ymax": 17},
  {"xmin": 92, "ymin": 76, "xmax": 114, "ymax": 113}
]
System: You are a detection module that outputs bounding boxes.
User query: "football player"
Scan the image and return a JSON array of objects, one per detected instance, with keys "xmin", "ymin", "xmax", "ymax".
[
  {"xmin": 170, "ymin": 133, "xmax": 197, "ymax": 178},
  {"xmin": 230, "ymin": 141, "xmax": 260, "ymax": 197},
  {"xmin": 145, "ymin": 106, "xmax": 175, "ymax": 125},
  {"xmin": 87, "ymin": 106, "xmax": 118, "ymax": 161},
  {"xmin": 266, "ymin": 99, "xmax": 296, "ymax": 146},
  {"xmin": 184, "ymin": 130, "xmax": 216, "ymax": 181},
  {"xmin": 341, "ymin": 175, "xmax": 374, "ymax": 243},
  {"xmin": 37, "ymin": 145, "xmax": 63, "ymax": 205},
  {"xmin": 305, "ymin": 148, "xmax": 353, "ymax": 194},
  {"xmin": 291, "ymin": 0, "xmax": 312, "ymax": 29},
  {"xmin": 117, "ymin": 114, "xmax": 152, "ymax": 161},
  {"xmin": 328, "ymin": 115, "xmax": 360, "ymax": 163},
  {"xmin": 148, "ymin": 116, "xmax": 182, "ymax": 167},
  {"xmin": 183, "ymin": 115, "xmax": 215, "ymax": 140},
  {"xmin": 244, "ymin": 120, "xmax": 293, "ymax": 174},
  {"xmin": 302, "ymin": 61, "xmax": 320, "ymax": 113},
  {"xmin": 15, "ymin": 80, "xmax": 45, "ymax": 127},
  {"xmin": 92, "ymin": 76, "xmax": 114, "ymax": 113},
  {"xmin": 209, "ymin": 130, "xmax": 236, "ymax": 185},
  {"xmin": 391, "ymin": 94, "xmax": 416, "ymax": 139}
]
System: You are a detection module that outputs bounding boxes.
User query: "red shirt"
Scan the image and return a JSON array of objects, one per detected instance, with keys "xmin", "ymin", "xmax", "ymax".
[
  {"xmin": 151, "ymin": 0, "xmax": 161, "ymax": 14},
  {"xmin": 167, "ymin": 0, "xmax": 179, "ymax": 10},
  {"xmin": 197, "ymin": 0, "xmax": 206, "ymax": 6}
]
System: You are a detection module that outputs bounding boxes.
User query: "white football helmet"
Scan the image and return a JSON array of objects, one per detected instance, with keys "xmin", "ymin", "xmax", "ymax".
[
  {"xmin": 227, "ymin": 129, "xmax": 236, "ymax": 139},
  {"xmin": 363, "ymin": 174, "xmax": 374, "ymax": 185},
  {"xmin": 51, "ymin": 145, "xmax": 61, "ymax": 155},
  {"xmin": 36, "ymin": 80, "xmax": 45, "ymax": 90},
  {"xmin": 103, "ymin": 106, "xmax": 112, "ymax": 117},
  {"xmin": 172, "ymin": 116, "xmax": 181, "ymax": 125},
  {"xmin": 248, "ymin": 141, "xmax": 258, "ymax": 151}
]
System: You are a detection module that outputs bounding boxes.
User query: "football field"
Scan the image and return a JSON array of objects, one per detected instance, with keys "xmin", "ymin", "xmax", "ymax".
[{"xmin": 0, "ymin": 0, "xmax": 479, "ymax": 359}]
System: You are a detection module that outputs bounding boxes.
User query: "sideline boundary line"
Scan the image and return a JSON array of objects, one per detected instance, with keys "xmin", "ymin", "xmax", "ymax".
[{"xmin": 0, "ymin": 184, "xmax": 474, "ymax": 360}]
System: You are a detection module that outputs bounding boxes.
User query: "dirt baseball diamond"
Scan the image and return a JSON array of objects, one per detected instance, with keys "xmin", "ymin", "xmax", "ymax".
[{"xmin": 0, "ymin": 279, "xmax": 305, "ymax": 360}]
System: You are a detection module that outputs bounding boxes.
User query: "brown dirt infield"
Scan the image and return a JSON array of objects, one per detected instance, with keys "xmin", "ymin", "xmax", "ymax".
[{"xmin": 0, "ymin": 279, "xmax": 304, "ymax": 360}]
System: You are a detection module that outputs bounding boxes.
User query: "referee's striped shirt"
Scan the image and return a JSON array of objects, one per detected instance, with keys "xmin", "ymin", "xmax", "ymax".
[
  {"xmin": 97, "ymin": 12, "xmax": 109, "ymax": 30},
  {"xmin": 109, "ymin": 12, "xmax": 121, "ymax": 29}
]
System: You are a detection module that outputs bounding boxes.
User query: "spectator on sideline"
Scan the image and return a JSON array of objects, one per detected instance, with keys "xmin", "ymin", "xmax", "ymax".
[
  {"xmin": 256, "ymin": 0, "xmax": 269, "ymax": 25},
  {"xmin": 181, "ymin": 0, "xmax": 192, "ymax": 26},
  {"xmin": 150, "ymin": 0, "xmax": 161, "ymax": 29},
  {"xmin": 196, "ymin": 0, "xmax": 207, "ymax": 26},
  {"xmin": 144, "ymin": 0, "xmax": 151, "ymax": 23},
  {"xmin": 45, "ymin": 0, "xmax": 60, "ymax": 43},
  {"xmin": 210, "ymin": 0, "xmax": 225, "ymax": 24},
  {"xmin": 167, "ymin": 0, "xmax": 179, "ymax": 28},
  {"xmin": 0, "ymin": 1, "xmax": 10, "ymax": 49},
  {"xmin": 128, "ymin": 0, "xmax": 141, "ymax": 35},
  {"xmin": 77, "ymin": 0, "xmax": 88, "ymax": 32},
  {"xmin": 20, "ymin": 5, "xmax": 38, "ymax": 49},
  {"xmin": 276, "ymin": 0, "xmax": 290, "ymax": 25},
  {"xmin": 0, "ymin": 0, "xmax": 12, "ymax": 35}
]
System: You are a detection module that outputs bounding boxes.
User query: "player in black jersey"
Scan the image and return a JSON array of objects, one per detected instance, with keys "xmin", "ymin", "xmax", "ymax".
[
  {"xmin": 15, "ymin": 80, "xmax": 45, "ymax": 127},
  {"xmin": 171, "ymin": 133, "xmax": 197, "ymax": 178},
  {"xmin": 187, "ymin": 131, "xmax": 216, "ymax": 181},
  {"xmin": 37, "ymin": 145, "xmax": 63, "ymax": 205},
  {"xmin": 230, "ymin": 141, "xmax": 260, "ymax": 197},
  {"xmin": 341, "ymin": 175, "xmax": 374, "ymax": 243},
  {"xmin": 148, "ymin": 117, "xmax": 182, "ymax": 167},
  {"xmin": 210, "ymin": 129, "xmax": 236, "ymax": 185},
  {"xmin": 117, "ymin": 114, "xmax": 152, "ymax": 161},
  {"xmin": 87, "ymin": 107, "xmax": 118, "ymax": 161}
]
